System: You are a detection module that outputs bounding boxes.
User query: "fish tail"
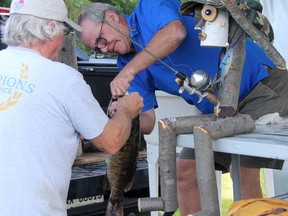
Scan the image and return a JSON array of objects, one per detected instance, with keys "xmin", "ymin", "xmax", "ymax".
[{"xmin": 105, "ymin": 199, "xmax": 124, "ymax": 216}]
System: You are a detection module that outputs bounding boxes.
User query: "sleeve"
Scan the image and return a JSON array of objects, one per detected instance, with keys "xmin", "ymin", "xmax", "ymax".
[
  {"xmin": 129, "ymin": 82, "xmax": 158, "ymax": 112},
  {"xmin": 63, "ymin": 74, "xmax": 109, "ymax": 140}
]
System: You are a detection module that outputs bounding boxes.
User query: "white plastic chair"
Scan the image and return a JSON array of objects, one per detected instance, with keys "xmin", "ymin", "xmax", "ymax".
[
  {"xmin": 264, "ymin": 162, "xmax": 288, "ymax": 198},
  {"xmin": 144, "ymin": 91, "xmax": 222, "ymax": 216}
]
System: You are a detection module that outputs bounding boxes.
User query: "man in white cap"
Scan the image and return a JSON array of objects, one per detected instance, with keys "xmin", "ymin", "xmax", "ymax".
[{"xmin": 0, "ymin": 0, "xmax": 143, "ymax": 215}]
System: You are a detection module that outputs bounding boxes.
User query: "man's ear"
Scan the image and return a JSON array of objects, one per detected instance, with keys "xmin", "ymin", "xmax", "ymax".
[
  {"xmin": 104, "ymin": 10, "xmax": 120, "ymax": 23},
  {"xmin": 48, "ymin": 21, "xmax": 56, "ymax": 32}
]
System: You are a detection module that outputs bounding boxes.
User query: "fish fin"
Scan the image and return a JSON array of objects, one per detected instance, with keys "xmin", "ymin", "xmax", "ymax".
[
  {"xmin": 103, "ymin": 173, "xmax": 111, "ymax": 191},
  {"xmin": 105, "ymin": 199, "xmax": 123, "ymax": 216},
  {"xmin": 124, "ymin": 171, "xmax": 136, "ymax": 193}
]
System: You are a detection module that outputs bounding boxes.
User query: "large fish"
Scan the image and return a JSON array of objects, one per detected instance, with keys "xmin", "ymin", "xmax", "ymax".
[{"xmin": 104, "ymin": 116, "xmax": 140, "ymax": 216}]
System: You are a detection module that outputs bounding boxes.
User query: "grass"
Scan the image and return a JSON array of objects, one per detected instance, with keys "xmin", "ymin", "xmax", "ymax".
[
  {"xmin": 172, "ymin": 170, "xmax": 267, "ymax": 216},
  {"xmin": 221, "ymin": 173, "xmax": 235, "ymax": 216}
]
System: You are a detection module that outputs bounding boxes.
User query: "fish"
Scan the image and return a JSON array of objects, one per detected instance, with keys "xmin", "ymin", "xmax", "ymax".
[{"xmin": 103, "ymin": 116, "xmax": 140, "ymax": 216}]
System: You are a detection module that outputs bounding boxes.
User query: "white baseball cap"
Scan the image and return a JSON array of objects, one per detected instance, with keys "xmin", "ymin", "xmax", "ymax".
[{"xmin": 10, "ymin": 0, "xmax": 82, "ymax": 32}]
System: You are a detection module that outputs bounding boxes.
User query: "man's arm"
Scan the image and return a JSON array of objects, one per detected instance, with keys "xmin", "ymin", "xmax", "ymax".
[
  {"xmin": 139, "ymin": 109, "xmax": 156, "ymax": 135},
  {"xmin": 89, "ymin": 93, "xmax": 143, "ymax": 154},
  {"xmin": 110, "ymin": 20, "xmax": 187, "ymax": 97},
  {"xmin": 123, "ymin": 20, "xmax": 186, "ymax": 76}
]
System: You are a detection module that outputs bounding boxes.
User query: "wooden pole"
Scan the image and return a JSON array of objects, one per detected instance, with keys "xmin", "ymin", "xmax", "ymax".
[
  {"xmin": 158, "ymin": 118, "xmax": 178, "ymax": 212},
  {"xmin": 138, "ymin": 197, "xmax": 164, "ymax": 212},
  {"xmin": 57, "ymin": 32, "xmax": 78, "ymax": 70},
  {"xmin": 138, "ymin": 114, "xmax": 255, "ymax": 213},
  {"xmin": 193, "ymin": 126, "xmax": 220, "ymax": 216},
  {"xmin": 218, "ymin": 19, "xmax": 246, "ymax": 118}
]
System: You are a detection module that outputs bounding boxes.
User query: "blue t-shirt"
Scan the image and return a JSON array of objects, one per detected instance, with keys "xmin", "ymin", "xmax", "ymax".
[{"xmin": 118, "ymin": 0, "xmax": 274, "ymax": 114}]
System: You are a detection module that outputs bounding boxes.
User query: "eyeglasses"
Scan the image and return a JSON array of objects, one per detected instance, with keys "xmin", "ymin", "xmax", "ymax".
[{"xmin": 94, "ymin": 17, "xmax": 107, "ymax": 52}]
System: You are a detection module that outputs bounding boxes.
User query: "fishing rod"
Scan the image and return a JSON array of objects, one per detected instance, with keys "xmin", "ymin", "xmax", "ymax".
[{"xmin": 73, "ymin": 1, "xmax": 215, "ymax": 102}]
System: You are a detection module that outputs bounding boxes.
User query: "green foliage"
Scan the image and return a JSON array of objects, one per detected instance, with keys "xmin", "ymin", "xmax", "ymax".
[
  {"xmin": 222, "ymin": 199, "xmax": 234, "ymax": 216},
  {"xmin": 65, "ymin": 0, "xmax": 92, "ymax": 21},
  {"xmin": 90, "ymin": 0, "xmax": 137, "ymax": 14},
  {"xmin": 110, "ymin": 0, "xmax": 138, "ymax": 14},
  {"xmin": 0, "ymin": 0, "xmax": 11, "ymax": 7},
  {"xmin": 65, "ymin": 0, "xmax": 94, "ymax": 56}
]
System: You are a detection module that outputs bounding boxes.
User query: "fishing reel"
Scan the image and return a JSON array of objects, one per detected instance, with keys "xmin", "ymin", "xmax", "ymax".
[{"xmin": 175, "ymin": 70, "xmax": 212, "ymax": 103}]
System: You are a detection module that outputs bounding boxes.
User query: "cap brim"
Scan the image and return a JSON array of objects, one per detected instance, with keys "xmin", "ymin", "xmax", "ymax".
[{"xmin": 65, "ymin": 18, "xmax": 82, "ymax": 32}]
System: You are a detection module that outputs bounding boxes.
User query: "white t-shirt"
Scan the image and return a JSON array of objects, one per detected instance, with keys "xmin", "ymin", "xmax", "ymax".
[
  {"xmin": 260, "ymin": 0, "xmax": 288, "ymax": 63},
  {"xmin": 0, "ymin": 46, "xmax": 108, "ymax": 216}
]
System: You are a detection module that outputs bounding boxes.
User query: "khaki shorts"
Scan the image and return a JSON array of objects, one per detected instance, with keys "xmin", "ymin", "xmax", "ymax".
[{"xmin": 179, "ymin": 67, "xmax": 288, "ymax": 172}]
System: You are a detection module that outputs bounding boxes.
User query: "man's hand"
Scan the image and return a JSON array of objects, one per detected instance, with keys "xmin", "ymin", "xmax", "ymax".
[
  {"xmin": 115, "ymin": 92, "xmax": 143, "ymax": 118},
  {"xmin": 110, "ymin": 70, "xmax": 135, "ymax": 98},
  {"xmin": 107, "ymin": 99, "xmax": 117, "ymax": 118},
  {"xmin": 107, "ymin": 92, "xmax": 143, "ymax": 119},
  {"xmin": 90, "ymin": 92, "xmax": 143, "ymax": 154}
]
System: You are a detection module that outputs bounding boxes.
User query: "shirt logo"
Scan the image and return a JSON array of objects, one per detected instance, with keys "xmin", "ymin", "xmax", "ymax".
[
  {"xmin": 0, "ymin": 63, "xmax": 35, "ymax": 111},
  {"xmin": 13, "ymin": 0, "xmax": 24, "ymax": 10}
]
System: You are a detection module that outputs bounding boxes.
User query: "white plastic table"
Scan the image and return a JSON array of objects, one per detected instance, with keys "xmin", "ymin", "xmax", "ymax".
[
  {"xmin": 176, "ymin": 122, "xmax": 288, "ymax": 201},
  {"xmin": 147, "ymin": 122, "xmax": 288, "ymax": 200}
]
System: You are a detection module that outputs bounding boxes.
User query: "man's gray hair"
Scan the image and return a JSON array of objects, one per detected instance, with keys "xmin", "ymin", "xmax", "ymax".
[
  {"xmin": 2, "ymin": 14, "xmax": 65, "ymax": 47},
  {"xmin": 77, "ymin": 2, "xmax": 122, "ymax": 25}
]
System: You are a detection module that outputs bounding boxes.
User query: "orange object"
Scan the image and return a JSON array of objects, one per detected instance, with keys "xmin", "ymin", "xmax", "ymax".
[{"xmin": 227, "ymin": 198, "xmax": 288, "ymax": 216}]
